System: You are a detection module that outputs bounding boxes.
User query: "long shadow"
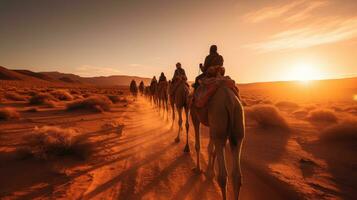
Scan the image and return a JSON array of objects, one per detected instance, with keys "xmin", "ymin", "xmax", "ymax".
[
  {"xmin": 17, "ymin": 136, "xmax": 175, "ymax": 200},
  {"xmin": 301, "ymin": 141, "xmax": 357, "ymax": 199},
  {"xmin": 98, "ymin": 130, "xmax": 173, "ymax": 158},
  {"xmin": 132, "ymin": 154, "xmax": 188, "ymax": 200},
  {"xmin": 170, "ymin": 173, "xmax": 201, "ymax": 200},
  {"xmin": 82, "ymin": 144, "xmax": 176, "ymax": 200}
]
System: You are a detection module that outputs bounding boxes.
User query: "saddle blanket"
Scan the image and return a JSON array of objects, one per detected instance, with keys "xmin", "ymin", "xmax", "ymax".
[{"xmin": 194, "ymin": 76, "xmax": 239, "ymax": 108}]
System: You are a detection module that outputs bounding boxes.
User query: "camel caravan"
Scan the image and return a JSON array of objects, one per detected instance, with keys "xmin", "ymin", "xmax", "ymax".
[{"xmin": 130, "ymin": 45, "xmax": 245, "ymax": 200}]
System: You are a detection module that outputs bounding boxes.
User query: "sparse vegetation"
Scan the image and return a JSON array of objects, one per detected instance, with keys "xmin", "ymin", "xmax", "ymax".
[
  {"xmin": 320, "ymin": 119, "xmax": 357, "ymax": 143},
  {"xmin": 67, "ymin": 95, "xmax": 112, "ymax": 112},
  {"xmin": 0, "ymin": 107, "xmax": 20, "ymax": 120},
  {"xmin": 50, "ymin": 89, "xmax": 73, "ymax": 101},
  {"xmin": 29, "ymin": 93, "xmax": 57, "ymax": 107},
  {"xmin": 107, "ymin": 95, "xmax": 121, "ymax": 103},
  {"xmin": 4, "ymin": 92, "xmax": 27, "ymax": 101},
  {"xmin": 246, "ymin": 104, "xmax": 289, "ymax": 130},
  {"xmin": 307, "ymin": 109, "xmax": 338, "ymax": 123},
  {"xmin": 275, "ymin": 101, "xmax": 299, "ymax": 111},
  {"xmin": 22, "ymin": 126, "xmax": 92, "ymax": 160}
]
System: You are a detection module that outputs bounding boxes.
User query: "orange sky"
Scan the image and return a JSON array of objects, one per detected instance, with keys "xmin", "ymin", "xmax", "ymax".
[{"xmin": 0, "ymin": 0, "xmax": 356, "ymax": 83}]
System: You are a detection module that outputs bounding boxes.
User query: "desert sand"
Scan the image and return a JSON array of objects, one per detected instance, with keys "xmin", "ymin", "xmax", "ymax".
[{"xmin": 0, "ymin": 71, "xmax": 356, "ymax": 200}]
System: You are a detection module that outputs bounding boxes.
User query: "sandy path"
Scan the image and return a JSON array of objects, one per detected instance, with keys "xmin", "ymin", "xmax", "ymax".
[{"xmin": 78, "ymin": 97, "xmax": 294, "ymax": 200}]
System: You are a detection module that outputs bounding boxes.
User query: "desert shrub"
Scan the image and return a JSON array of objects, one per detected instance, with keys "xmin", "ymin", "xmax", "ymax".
[
  {"xmin": 107, "ymin": 95, "xmax": 121, "ymax": 103},
  {"xmin": 307, "ymin": 109, "xmax": 338, "ymax": 123},
  {"xmin": 0, "ymin": 107, "xmax": 20, "ymax": 120},
  {"xmin": 292, "ymin": 109, "xmax": 308, "ymax": 119},
  {"xmin": 246, "ymin": 104, "xmax": 289, "ymax": 130},
  {"xmin": 50, "ymin": 89, "xmax": 73, "ymax": 101},
  {"xmin": 66, "ymin": 95, "xmax": 112, "ymax": 112},
  {"xmin": 29, "ymin": 93, "xmax": 57, "ymax": 106},
  {"xmin": 320, "ymin": 119, "xmax": 357, "ymax": 144},
  {"xmin": 275, "ymin": 101, "xmax": 299, "ymax": 111},
  {"xmin": 23, "ymin": 126, "xmax": 92, "ymax": 160},
  {"xmin": 4, "ymin": 92, "xmax": 27, "ymax": 101}
]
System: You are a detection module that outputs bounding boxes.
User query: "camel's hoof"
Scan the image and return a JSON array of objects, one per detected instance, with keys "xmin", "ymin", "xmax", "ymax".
[
  {"xmin": 175, "ymin": 138, "xmax": 180, "ymax": 143},
  {"xmin": 183, "ymin": 145, "xmax": 190, "ymax": 153},
  {"xmin": 192, "ymin": 167, "xmax": 202, "ymax": 174}
]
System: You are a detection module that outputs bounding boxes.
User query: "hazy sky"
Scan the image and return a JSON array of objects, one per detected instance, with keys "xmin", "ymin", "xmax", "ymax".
[{"xmin": 1, "ymin": 0, "xmax": 357, "ymax": 83}]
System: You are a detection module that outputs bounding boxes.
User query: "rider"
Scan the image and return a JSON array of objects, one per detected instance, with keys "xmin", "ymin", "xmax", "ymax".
[
  {"xmin": 172, "ymin": 62, "xmax": 187, "ymax": 83},
  {"xmin": 192, "ymin": 63, "xmax": 204, "ymax": 90},
  {"xmin": 193, "ymin": 45, "xmax": 224, "ymax": 89},
  {"xmin": 158, "ymin": 72, "xmax": 167, "ymax": 83},
  {"xmin": 203, "ymin": 45, "xmax": 224, "ymax": 74},
  {"xmin": 150, "ymin": 76, "xmax": 157, "ymax": 85},
  {"xmin": 170, "ymin": 62, "xmax": 187, "ymax": 95}
]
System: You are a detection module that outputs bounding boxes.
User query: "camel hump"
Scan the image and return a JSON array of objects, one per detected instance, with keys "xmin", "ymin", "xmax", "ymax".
[{"xmin": 194, "ymin": 76, "xmax": 239, "ymax": 108}]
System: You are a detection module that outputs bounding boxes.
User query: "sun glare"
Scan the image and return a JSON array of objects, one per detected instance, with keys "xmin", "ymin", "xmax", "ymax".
[{"xmin": 290, "ymin": 62, "xmax": 319, "ymax": 82}]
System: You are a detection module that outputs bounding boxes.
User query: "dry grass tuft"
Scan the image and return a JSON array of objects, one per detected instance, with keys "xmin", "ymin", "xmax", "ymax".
[
  {"xmin": 50, "ymin": 89, "xmax": 74, "ymax": 101},
  {"xmin": 292, "ymin": 109, "xmax": 308, "ymax": 119},
  {"xmin": 0, "ymin": 107, "xmax": 20, "ymax": 120},
  {"xmin": 22, "ymin": 126, "xmax": 92, "ymax": 160},
  {"xmin": 4, "ymin": 92, "xmax": 27, "ymax": 101},
  {"xmin": 107, "ymin": 95, "xmax": 121, "ymax": 103},
  {"xmin": 29, "ymin": 93, "xmax": 57, "ymax": 107},
  {"xmin": 320, "ymin": 119, "xmax": 357, "ymax": 144},
  {"xmin": 275, "ymin": 101, "xmax": 299, "ymax": 111},
  {"xmin": 307, "ymin": 109, "xmax": 338, "ymax": 123},
  {"xmin": 246, "ymin": 104, "xmax": 289, "ymax": 130},
  {"xmin": 67, "ymin": 95, "xmax": 112, "ymax": 112}
]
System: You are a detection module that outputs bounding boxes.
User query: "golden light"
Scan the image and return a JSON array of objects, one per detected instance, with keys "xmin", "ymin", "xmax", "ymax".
[
  {"xmin": 354, "ymin": 95, "xmax": 357, "ymax": 101},
  {"xmin": 290, "ymin": 62, "xmax": 319, "ymax": 82}
]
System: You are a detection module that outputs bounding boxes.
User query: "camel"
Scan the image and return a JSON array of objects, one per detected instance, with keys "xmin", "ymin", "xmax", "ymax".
[
  {"xmin": 157, "ymin": 80, "xmax": 169, "ymax": 114},
  {"xmin": 170, "ymin": 78, "xmax": 190, "ymax": 152},
  {"xmin": 129, "ymin": 79, "xmax": 138, "ymax": 97},
  {"xmin": 190, "ymin": 85, "xmax": 245, "ymax": 200},
  {"xmin": 139, "ymin": 81, "xmax": 145, "ymax": 95},
  {"xmin": 149, "ymin": 78, "xmax": 158, "ymax": 106}
]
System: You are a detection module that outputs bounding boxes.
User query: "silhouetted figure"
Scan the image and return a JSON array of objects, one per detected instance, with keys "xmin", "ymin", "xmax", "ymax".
[
  {"xmin": 193, "ymin": 45, "xmax": 224, "ymax": 89},
  {"xmin": 170, "ymin": 62, "xmax": 188, "ymax": 96},
  {"xmin": 204, "ymin": 45, "xmax": 224, "ymax": 72},
  {"xmin": 139, "ymin": 81, "xmax": 145, "ymax": 94},
  {"xmin": 193, "ymin": 63, "xmax": 205, "ymax": 89},
  {"xmin": 129, "ymin": 79, "xmax": 138, "ymax": 97},
  {"xmin": 158, "ymin": 72, "xmax": 167, "ymax": 83},
  {"xmin": 172, "ymin": 62, "xmax": 187, "ymax": 83}
]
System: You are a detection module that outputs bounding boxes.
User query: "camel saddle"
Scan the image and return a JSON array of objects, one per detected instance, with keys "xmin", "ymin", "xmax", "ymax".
[
  {"xmin": 193, "ymin": 76, "xmax": 239, "ymax": 108},
  {"xmin": 169, "ymin": 77, "xmax": 189, "ymax": 96}
]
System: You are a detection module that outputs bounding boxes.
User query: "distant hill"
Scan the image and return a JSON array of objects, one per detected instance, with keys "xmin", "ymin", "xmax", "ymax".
[
  {"xmin": 13, "ymin": 70, "xmax": 54, "ymax": 81},
  {"xmin": 0, "ymin": 66, "xmax": 24, "ymax": 80},
  {"xmin": 0, "ymin": 66, "xmax": 151, "ymax": 87}
]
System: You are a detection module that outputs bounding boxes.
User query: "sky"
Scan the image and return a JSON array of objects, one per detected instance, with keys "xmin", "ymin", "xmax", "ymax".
[{"xmin": 0, "ymin": 0, "xmax": 357, "ymax": 83}]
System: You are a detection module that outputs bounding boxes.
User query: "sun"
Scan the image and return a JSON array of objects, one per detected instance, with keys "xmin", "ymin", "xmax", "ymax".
[{"xmin": 290, "ymin": 62, "xmax": 319, "ymax": 81}]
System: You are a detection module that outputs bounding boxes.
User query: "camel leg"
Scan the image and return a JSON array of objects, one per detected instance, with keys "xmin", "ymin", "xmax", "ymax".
[
  {"xmin": 175, "ymin": 107, "xmax": 182, "ymax": 143},
  {"xmin": 191, "ymin": 109, "xmax": 201, "ymax": 173},
  {"xmin": 206, "ymin": 135, "xmax": 216, "ymax": 179},
  {"xmin": 171, "ymin": 101, "xmax": 175, "ymax": 127},
  {"xmin": 230, "ymin": 139, "xmax": 243, "ymax": 200},
  {"xmin": 183, "ymin": 106, "xmax": 190, "ymax": 153},
  {"xmin": 216, "ymin": 139, "xmax": 228, "ymax": 200},
  {"xmin": 165, "ymin": 98, "xmax": 169, "ymax": 121}
]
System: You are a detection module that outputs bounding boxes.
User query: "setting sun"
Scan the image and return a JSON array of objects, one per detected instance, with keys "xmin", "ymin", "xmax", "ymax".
[{"xmin": 290, "ymin": 62, "xmax": 319, "ymax": 81}]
